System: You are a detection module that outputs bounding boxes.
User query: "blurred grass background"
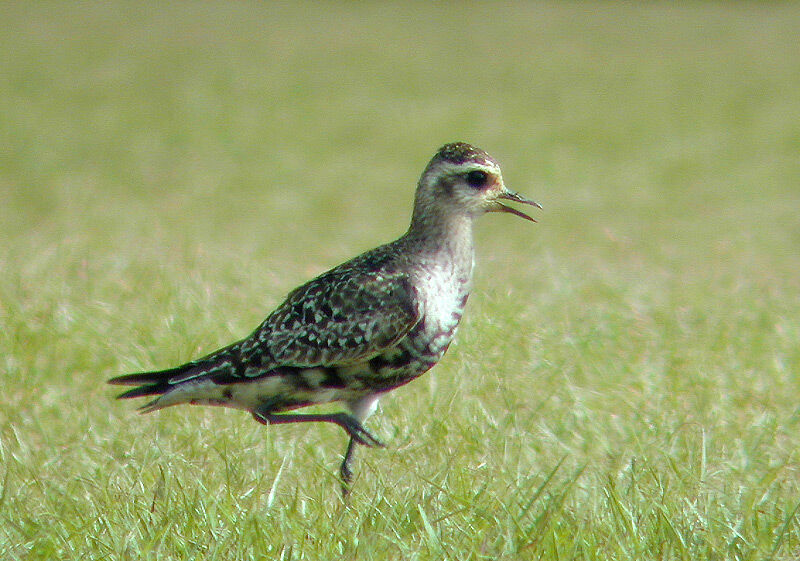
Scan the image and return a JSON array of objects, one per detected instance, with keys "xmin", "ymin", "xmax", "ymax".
[{"xmin": 1, "ymin": 2, "xmax": 799, "ymax": 559}]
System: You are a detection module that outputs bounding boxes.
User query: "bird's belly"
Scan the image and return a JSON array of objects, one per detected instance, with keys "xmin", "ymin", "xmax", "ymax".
[{"xmin": 186, "ymin": 368, "xmax": 367, "ymax": 412}]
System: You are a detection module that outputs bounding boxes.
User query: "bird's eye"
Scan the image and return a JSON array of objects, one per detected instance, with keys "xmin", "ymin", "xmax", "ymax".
[{"xmin": 465, "ymin": 170, "xmax": 488, "ymax": 188}]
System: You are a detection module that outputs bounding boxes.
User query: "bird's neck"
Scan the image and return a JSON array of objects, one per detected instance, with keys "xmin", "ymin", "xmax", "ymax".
[{"xmin": 404, "ymin": 210, "xmax": 475, "ymax": 275}]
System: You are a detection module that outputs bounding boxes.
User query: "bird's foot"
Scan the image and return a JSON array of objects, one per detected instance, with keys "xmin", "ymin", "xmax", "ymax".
[
  {"xmin": 331, "ymin": 413, "xmax": 385, "ymax": 448},
  {"xmin": 340, "ymin": 437, "xmax": 356, "ymax": 498},
  {"xmin": 251, "ymin": 410, "xmax": 385, "ymax": 448}
]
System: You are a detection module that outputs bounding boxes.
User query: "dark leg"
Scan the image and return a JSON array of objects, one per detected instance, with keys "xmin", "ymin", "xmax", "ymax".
[
  {"xmin": 340, "ymin": 437, "xmax": 357, "ymax": 496},
  {"xmin": 251, "ymin": 411, "xmax": 385, "ymax": 448}
]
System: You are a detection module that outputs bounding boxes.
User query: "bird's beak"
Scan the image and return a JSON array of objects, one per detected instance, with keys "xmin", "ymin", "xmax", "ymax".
[{"xmin": 491, "ymin": 189, "xmax": 543, "ymax": 222}]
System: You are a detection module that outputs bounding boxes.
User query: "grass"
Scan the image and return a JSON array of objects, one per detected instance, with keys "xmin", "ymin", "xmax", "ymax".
[{"xmin": 1, "ymin": 1, "xmax": 800, "ymax": 559}]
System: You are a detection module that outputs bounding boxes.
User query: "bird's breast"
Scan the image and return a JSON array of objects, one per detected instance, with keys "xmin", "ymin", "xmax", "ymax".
[
  {"xmin": 418, "ymin": 275, "xmax": 469, "ymax": 335},
  {"xmin": 342, "ymin": 256, "xmax": 473, "ymax": 393},
  {"xmin": 410, "ymin": 261, "xmax": 472, "ymax": 358}
]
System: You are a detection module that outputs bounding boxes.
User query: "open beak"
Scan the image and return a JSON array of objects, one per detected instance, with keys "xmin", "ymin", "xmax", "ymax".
[{"xmin": 492, "ymin": 189, "xmax": 543, "ymax": 222}]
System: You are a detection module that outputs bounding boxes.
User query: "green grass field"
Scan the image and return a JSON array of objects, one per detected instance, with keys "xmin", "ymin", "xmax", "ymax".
[{"xmin": 2, "ymin": 2, "xmax": 800, "ymax": 559}]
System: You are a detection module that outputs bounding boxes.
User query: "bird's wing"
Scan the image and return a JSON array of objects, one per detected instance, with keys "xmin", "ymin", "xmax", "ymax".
[
  {"xmin": 233, "ymin": 268, "xmax": 420, "ymax": 377},
  {"xmin": 136, "ymin": 265, "xmax": 419, "ymax": 388}
]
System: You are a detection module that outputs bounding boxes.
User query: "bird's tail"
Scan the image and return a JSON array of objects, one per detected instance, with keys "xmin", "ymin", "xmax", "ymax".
[
  {"xmin": 109, "ymin": 364, "xmax": 189, "ymax": 397},
  {"xmin": 110, "ymin": 339, "xmax": 246, "ymax": 412},
  {"xmin": 108, "ymin": 363, "xmax": 196, "ymax": 412}
]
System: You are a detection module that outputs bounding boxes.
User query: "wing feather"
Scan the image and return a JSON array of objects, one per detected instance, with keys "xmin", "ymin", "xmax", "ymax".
[
  {"xmin": 238, "ymin": 268, "xmax": 419, "ymax": 374},
  {"xmin": 127, "ymin": 245, "xmax": 421, "ymax": 388}
]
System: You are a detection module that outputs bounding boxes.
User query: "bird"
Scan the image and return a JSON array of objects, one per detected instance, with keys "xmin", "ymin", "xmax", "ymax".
[{"xmin": 108, "ymin": 142, "xmax": 541, "ymax": 494}]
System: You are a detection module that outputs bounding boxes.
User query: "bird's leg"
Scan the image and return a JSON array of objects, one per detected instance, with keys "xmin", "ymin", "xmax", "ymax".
[
  {"xmin": 251, "ymin": 411, "xmax": 385, "ymax": 448},
  {"xmin": 340, "ymin": 437, "xmax": 357, "ymax": 496},
  {"xmin": 338, "ymin": 393, "xmax": 381, "ymax": 496}
]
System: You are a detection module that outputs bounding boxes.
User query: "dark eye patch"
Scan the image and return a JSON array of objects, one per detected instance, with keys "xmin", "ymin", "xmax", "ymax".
[{"xmin": 465, "ymin": 170, "xmax": 488, "ymax": 189}]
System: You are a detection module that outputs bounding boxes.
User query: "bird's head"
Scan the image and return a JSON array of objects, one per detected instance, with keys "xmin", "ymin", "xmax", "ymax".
[{"xmin": 412, "ymin": 142, "xmax": 541, "ymax": 227}]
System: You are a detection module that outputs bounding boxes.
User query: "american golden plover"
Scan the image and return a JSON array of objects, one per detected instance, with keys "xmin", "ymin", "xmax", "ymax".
[{"xmin": 109, "ymin": 142, "xmax": 541, "ymax": 493}]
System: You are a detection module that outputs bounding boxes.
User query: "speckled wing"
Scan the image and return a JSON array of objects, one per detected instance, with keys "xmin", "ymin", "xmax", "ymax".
[{"xmin": 238, "ymin": 269, "xmax": 420, "ymax": 374}]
